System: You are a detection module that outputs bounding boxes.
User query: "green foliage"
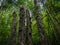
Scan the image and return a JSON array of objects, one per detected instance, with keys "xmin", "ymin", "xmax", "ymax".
[{"xmin": 0, "ymin": 0, "xmax": 60, "ymax": 45}]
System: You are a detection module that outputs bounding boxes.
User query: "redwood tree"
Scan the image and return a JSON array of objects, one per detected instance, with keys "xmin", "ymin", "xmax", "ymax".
[
  {"xmin": 25, "ymin": 9, "xmax": 32, "ymax": 45},
  {"xmin": 34, "ymin": 0, "xmax": 46, "ymax": 45},
  {"xmin": 18, "ymin": 6, "xmax": 25, "ymax": 45},
  {"xmin": 9, "ymin": 11, "xmax": 16, "ymax": 45}
]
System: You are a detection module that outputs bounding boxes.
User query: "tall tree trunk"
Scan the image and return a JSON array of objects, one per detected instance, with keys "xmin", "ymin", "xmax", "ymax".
[
  {"xmin": 34, "ymin": 0, "xmax": 46, "ymax": 45},
  {"xmin": 25, "ymin": 9, "xmax": 32, "ymax": 45},
  {"xmin": 9, "ymin": 11, "xmax": 16, "ymax": 45},
  {"xmin": 18, "ymin": 6, "xmax": 25, "ymax": 45}
]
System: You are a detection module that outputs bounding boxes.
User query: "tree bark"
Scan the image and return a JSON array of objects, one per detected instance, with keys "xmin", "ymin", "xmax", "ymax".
[
  {"xmin": 34, "ymin": 0, "xmax": 46, "ymax": 45},
  {"xmin": 18, "ymin": 6, "xmax": 25, "ymax": 45},
  {"xmin": 25, "ymin": 9, "xmax": 32, "ymax": 45},
  {"xmin": 9, "ymin": 11, "xmax": 16, "ymax": 45}
]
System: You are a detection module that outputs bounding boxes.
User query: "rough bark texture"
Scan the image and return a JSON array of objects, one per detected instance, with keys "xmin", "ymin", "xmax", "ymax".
[
  {"xmin": 25, "ymin": 9, "xmax": 32, "ymax": 45},
  {"xmin": 9, "ymin": 11, "xmax": 16, "ymax": 45},
  {"xmin": 34, "ymin": 0, "xmax": 46, "ymax": 45},
  {"xmin": 18, "ymin": 6, "xmax": 25, "ymax": 45}
]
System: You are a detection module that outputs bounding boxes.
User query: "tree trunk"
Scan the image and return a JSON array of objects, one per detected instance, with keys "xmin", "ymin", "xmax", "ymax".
[
  {"xmin": 18, "ymin": 6, "xmax": 25, "ymax": 45},
  {"xmin": 25, "ymin": 9, "xmax": 32, "ymax": 45},
  {"xmin": 34, "ymin": 0, "xmax": 46, "ymax": 45},
  {"xmin": 9, "ymin": 11, "xmax": 16, "ymax": 45}
]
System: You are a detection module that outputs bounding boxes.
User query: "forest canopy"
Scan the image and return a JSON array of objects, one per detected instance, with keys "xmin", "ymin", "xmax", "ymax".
[{"xmin": 0, "ymin": 0, "xmax": 60, "ymax": 45}]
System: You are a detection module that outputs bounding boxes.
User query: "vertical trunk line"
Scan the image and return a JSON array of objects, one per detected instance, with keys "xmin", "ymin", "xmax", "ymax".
[
  {"xmin": 9, "ymin": 11, "xmax": 16, "ymax": 45},
  {"xmin": 18, "ymin": 6, "xmax": 25, "ymax": 45},
  {"xmin": 25, "ymin": 9, "xmax": 32, "ymax": 45},
  {"xmin": 34, "ymin": 0, "xmax": 46, "ymax": 45}
]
